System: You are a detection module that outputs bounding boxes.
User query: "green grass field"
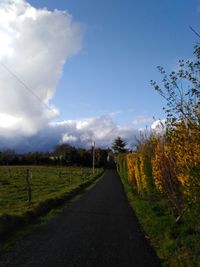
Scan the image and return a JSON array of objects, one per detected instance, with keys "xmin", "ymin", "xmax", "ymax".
[{"xmin": 0, "ymin": 165, "xmax": 103, "ymax": 216}]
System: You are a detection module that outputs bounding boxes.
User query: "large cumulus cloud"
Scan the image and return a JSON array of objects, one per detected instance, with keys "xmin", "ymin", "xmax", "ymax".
[
  {"xmin": 0, "ymin": 0, "xmax": 82, "ymax": 136},
  {"xmin": 0, "ymin": 115, "xmax": 143, "ymax": 152},
  {"xmin": 0, "ymin": 1, "xmax": 150, "ymax": 152}
]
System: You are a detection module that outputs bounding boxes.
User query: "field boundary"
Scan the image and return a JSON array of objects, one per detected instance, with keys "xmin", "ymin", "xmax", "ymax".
[{"xmin": 0, "ymin": 170, "xmax": 104, "ymax": 243}]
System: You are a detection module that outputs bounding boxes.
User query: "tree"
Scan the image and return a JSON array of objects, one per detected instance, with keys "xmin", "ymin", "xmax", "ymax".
[
  {"xmin": 150, "ymin": 44, "xmax": 200, "ymax": 131},
  {"xmin": 95, "ymin": 148, "xmax": 108, "ymax": 167},
  {"xmin": 150, "ymin": 44, "xmax": 200, "ymax": 215},
  {"xmin": 112, "ymin": 137, "xmax": 127, "ymax": 154}
]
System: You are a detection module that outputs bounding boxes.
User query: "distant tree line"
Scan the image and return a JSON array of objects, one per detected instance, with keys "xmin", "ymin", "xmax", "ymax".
[{"xmin": 0, "ymin": 144, "xmax": 108, "ymax": 167}]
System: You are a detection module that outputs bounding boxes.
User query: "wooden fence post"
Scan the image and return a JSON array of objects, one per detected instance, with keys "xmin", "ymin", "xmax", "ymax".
[
  {"xmin": 69, "ymin": 173, "xmax": 72, "ymax": 184},
  {"xmin": 7, "ymin": 168, "xmax": 12, "ymax": 179},
  {"xmin": 25, "ymin": 169, "xmax": 32, "ymax": 203}
]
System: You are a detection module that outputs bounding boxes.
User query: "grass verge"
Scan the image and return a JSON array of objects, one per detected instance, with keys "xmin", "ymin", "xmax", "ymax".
[{"xmin": 120, "ymin": 173, "xmax": 200, "ymax": 267}]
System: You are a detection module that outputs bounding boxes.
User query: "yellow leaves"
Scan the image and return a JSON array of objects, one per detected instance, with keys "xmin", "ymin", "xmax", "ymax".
[
  {"xmin": 139, "ymin": 154, "xmax": 148, "ymax": 190},
  {"xmin": 177, "ymin": 173, "xmax": 189, "ymax": 187},
  {"xmin": 126, "ymin": 153, "xmax": 136, "ymax": 185},
  {"xmin": 166, "ymin": 123, "xmax": 200, "ymax": 191},
  {"xmin": 126, "ymin": 147, "xmax": 154, "ymax": 193},
  {"xmin": 152, "ymin": 142, "xmax": 165, "ymax": 192},
  {"xmin": 126, "ymin": 153, "xmax": 143, "ymax": 193},
  {"xmin": 117, "ymin": 117, "xmax": 199, "ymax": 215}
]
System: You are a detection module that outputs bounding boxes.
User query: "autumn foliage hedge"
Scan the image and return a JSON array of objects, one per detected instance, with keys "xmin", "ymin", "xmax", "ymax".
[
  {"xmin": 118, "ymin": 123, "xmax": 200, "ymax": 215},
  {"xmin": 117, "ymin": 44, "xmax": 200, "ymax": 223}
]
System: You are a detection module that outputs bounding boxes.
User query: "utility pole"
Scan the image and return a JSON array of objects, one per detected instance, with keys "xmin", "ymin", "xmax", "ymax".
[{"xmin": 92, "ymin": 141, "xmax": 95, "ymax": 175}]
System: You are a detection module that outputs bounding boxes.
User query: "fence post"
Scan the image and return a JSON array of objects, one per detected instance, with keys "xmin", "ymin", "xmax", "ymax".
[
  {"xmin": 25, "ymin": 169, "xmax": 32, "ymax": 203},
  {"xmin": 7, "ymin": 168, "xmax": 12, "ymax": 179},
  {"xmin": 69, "ymin": 172, "xmax": 72, "ymax": 184}
]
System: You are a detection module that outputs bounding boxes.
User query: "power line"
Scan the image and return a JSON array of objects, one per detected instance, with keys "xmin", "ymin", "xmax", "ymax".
[
  {"xmin": 189, "ymin": 26, "xmax": 200, "ymax": 40},
  {"xmin": 0, "ymin": 61, "xmax": 57, "ymax": 114},
  {"xmin": 0, "ymin": 61, "xmax": 60, "ymax": 153}
]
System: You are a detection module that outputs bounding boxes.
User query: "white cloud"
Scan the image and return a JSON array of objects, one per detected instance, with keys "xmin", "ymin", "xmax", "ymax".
[
  {"xmin": 0, "ymin": 1, "xmax": 149, "ymax": 152},
  {"xmin": 0, "ymin": 0, "xmax": 82, "ymax": 136},
  {"xmin": 151, "ymin": 119, "xmax": 166, "ymax": 132},
  {"xmin": 62, "ymin": 133, "xmax": 78, "ymax": 143},
  {"xmin": 0, "ymin": 113, "xmax": 21, "ymax": 128},
  {"xmin": 52, "ymin": 115, "xmax": 145, "ymax": 150},
  {"xmin": 0, "ymin": 115, "xmax": 142, "ymax": 152},
  {"xmin": 131, "ymin": 116, "xmax": 154, "ymax": 126}
]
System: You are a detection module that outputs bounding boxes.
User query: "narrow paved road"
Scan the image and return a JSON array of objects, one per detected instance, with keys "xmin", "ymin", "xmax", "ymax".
[{"xmin": 0, "ymin": 170, "xmax": 161, "ymax": 267}]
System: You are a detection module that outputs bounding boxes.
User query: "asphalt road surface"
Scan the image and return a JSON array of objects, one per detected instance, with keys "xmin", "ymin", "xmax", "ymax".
[{"xmin": 0, "ymin": 169, "xmax": 161, "ymax": 267}]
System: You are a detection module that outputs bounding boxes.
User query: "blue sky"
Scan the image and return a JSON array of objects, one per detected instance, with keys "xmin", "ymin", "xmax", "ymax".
[
  {"xmin": 0, "ymin": 0, "xmax": 199, "ymax": 151},
  {"xmin": 29, "ymin": 0, "xmax": 199, "ymax": 124}
]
